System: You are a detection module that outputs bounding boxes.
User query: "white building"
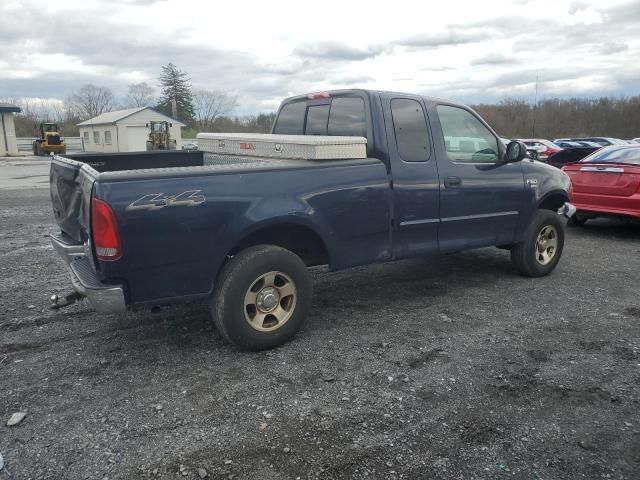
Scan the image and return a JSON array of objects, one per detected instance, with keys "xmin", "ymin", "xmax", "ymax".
[
  {"xmin": 77, "ymin": 107, "xmax": 186, "ymax": 153},
  {"xmin": 0, "ymin": 103, "xmax": 21, "ymax": 156}
]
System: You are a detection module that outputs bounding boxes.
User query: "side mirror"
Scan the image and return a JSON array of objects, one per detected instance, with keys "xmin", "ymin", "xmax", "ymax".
[{"xmin": 505, "ymin": 140, "xmax": 527, "ymax": 163}]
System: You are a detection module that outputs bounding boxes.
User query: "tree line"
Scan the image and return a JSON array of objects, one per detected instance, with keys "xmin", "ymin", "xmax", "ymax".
[
  {"xmin": 3, "ymin": 61, "xmax": 639, "ymax": 140},
  {"xmin": 472, "ymin": 96, "xmax": 640, "ymax": 140}
]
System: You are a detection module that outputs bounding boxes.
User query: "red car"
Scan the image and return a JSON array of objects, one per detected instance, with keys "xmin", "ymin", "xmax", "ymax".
[
  {"xmin": 562, "ymin": 145, "xmax": 640, "ymax": 225},
  {"xmin": 520, "ymin": 139, "xmax": 562, "ymax": 161}
]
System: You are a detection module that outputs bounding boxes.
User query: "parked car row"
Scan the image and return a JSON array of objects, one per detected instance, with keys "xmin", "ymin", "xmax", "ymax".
[
  {"xmin": 498, "ymin": 136, "xmax": 639, "ymax": 226},
  {"xmin": 507, "ymin": 136, "xmax": 639, "ymax": 169}
]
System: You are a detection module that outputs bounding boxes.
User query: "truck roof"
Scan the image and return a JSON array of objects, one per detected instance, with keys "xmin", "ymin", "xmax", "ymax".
[{"xmin": 281, "ymin": 88, "xmax": 460, "ymax": 108}]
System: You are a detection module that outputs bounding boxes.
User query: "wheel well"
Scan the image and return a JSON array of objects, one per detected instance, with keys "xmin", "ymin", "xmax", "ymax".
[
  {"xmin": 229, "ymin": 224, "xmax": 330, "ymax": 267},
  {"xmin": 538, "ymin": 193, "xmax": 567, "ymax": 211}
]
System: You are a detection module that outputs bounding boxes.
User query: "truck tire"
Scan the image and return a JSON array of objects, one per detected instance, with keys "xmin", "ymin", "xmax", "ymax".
[
  {"xmin": 32, "ymin": 142, "xmax": 38, "ymax": 155},
  {"xmin": 211, "ymin": 245, "xmax": 313, "ymax": 351},
  {"xmin": 510, "ymin": 209, "xmax": 565, "ymax": 277}
]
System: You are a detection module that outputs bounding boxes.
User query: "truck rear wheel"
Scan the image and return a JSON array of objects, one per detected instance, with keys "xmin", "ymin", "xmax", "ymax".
[
  {"xmin": 510, "ymin": 209, "xmax": 565, "ymax": 277},
  {"xmin": 211, "ymin": 245, "xmax": 313, "ymax": 351}
]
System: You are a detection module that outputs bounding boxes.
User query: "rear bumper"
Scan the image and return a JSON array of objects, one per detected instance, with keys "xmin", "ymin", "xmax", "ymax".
[
  {"xmin": 572, "ymin": 192, "xmax": 640, "ymax": 219},
  {"xmin": 51, "ymin": 235, "xmax": 126, "ymax": 313}
]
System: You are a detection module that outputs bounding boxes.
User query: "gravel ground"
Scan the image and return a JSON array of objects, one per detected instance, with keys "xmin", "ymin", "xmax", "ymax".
[{"xmin": 1, "ymin": 186, "xmax": 639, "ymax": 480}]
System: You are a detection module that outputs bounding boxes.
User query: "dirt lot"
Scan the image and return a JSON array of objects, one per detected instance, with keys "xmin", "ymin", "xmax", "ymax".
[{"xmin": 1, "ymin": 185, "xmax": 639, "ymax": 480}]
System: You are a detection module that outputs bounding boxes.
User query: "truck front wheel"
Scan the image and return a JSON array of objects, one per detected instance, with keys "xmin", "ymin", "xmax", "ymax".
[
  {"xmin": 510, "ymin": 209, "xmax": 565, "ymax": 277},
  {"xmin": 211, "ymin": 245, "xmax": 313, "ymax": 351}
]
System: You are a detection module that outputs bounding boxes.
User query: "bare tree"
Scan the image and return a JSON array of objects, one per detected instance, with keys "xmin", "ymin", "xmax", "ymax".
[
  {"xmin": 192, "ymin": 89, "xmax": 238, "ymax": 131},
  {"xmin": 125, "ymin": 82, "xmax": 155, "ymax": 108},
  {"xmin": 65, "ymin": 84, "xmax": 115, "ymax": 120}
]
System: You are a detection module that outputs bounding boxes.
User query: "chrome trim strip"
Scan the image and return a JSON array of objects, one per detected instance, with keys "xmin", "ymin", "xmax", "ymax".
[
  {"xmin": 440, "ymin": 211, "xmax": 519, "ymax": 222},
  {"xmin": 579, "ymin": 166, "xmax": 624, "ymax": 173},
  {"xmin": 399, "ymin": 218, "xmax": 440, "ymax": 227}
]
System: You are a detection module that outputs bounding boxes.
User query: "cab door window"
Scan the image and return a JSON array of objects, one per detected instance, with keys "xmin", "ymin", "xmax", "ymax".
[{"xmin": 437, "ymin": 105, "xmax": 499, "ymax": 163}]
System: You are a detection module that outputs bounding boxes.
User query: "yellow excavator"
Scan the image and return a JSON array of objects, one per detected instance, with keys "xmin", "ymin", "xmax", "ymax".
[
  {"xmin": 33, "ymin": 122, "xmax": 66, "ymax": 156},
  {"xmin": 146, "ymin": 121, "xmax": 176, "ymax": 151}
]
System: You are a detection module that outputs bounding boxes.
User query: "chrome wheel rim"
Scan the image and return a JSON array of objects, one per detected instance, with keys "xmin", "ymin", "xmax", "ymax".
[
  {"xmin": 244, "ymin": 271, "xmax": 297, "ymax": 332},
  {"xmin": 535, "ymin": 225, "xmax": 558, "ymax": 265}
]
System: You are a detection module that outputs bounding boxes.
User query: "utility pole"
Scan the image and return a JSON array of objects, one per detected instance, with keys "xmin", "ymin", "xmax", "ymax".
[
  {"xmin": 171, "ymin": 99, "xmax": 178, "ymax": 119},
  {"xmin": 531, "ymin": 75, "xmax": 539, "ymax": 138}
]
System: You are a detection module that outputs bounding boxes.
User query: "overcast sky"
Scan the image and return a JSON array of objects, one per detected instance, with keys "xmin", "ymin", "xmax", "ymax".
[{"xmin": 0, "ymin": 0, "xmax": 638, "ymax": 114}]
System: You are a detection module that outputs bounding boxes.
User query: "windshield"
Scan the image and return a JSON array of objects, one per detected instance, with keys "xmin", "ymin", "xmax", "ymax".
[
  {"xmin": 151, "ymin": 122, "xmax": 167, "ymax": 133},
  {"xmin": 581, "ymin": 146, "xmax": 640, "ymax": 165}
]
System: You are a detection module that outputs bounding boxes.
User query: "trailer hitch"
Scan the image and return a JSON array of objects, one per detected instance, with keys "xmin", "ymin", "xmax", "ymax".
[{"xmin": 50, "ymin": 291, "xmax": 85, "ymax": 310}]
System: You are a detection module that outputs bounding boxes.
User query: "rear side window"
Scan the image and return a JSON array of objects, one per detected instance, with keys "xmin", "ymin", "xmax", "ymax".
[
  {"xmin": 391, "ymin": 98, "xmax": 430, "ymax": 162},
  {"xmin": 305, "ymin": 105, "xmax": 329, "ymax": 135},
  {"xmin": 274, "ymin": 102, "xmax": 306, "ymax": 134},
  {"xmin": 328, "ymin": 97, "xmax": 366, "ymax": 137}
]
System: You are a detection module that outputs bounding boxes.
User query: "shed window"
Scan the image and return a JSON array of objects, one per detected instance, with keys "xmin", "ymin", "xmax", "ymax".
[
  {"xmin": 83, "ymin": 131, "xmax": 89, "ymax": 143},
  {"xmin": 93, "ymin": 131, "xmax": 100, "ymax": 144},
  {"xmin": 104, "ymin": 131, "xmax": 112, "ymax": 145}
]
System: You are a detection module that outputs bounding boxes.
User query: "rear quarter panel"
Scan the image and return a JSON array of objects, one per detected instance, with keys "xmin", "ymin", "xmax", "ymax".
[{"xmin": 94, "ymin": 161, "xmax": 390, "ymax": 305}]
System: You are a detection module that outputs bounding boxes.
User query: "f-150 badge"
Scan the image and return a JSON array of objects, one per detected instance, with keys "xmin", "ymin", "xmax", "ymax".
[{"xmin": 126, "ymin": 190, "xmax": 205, "ymax": 211}]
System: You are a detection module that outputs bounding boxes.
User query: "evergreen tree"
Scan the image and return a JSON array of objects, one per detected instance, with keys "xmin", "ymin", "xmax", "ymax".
[{"xmin": 156, "ymin": 63, "xmax": 195, "ymax": 124}]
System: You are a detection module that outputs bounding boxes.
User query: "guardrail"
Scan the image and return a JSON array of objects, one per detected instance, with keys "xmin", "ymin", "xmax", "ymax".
[{"xmin": 17, "ymin": 137, "xmax": 85, "ymax": 153}]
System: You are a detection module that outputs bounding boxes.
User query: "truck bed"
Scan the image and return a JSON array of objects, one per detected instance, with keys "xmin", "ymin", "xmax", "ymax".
[
  {"xmin": 61, "ymin": 150, "xmax": 380, "ymax": 182},
  {"xmin": 65, "ymin": 150, "xmax": 205, "ymax": 172}
]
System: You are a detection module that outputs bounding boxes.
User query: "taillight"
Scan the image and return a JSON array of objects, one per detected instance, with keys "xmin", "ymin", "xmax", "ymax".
[
  {"xmin": 545, "ymin": 146, "xmax": 560, "ymax": 155},
  {"xmin": 91, "ymin": 198, "xmax": 121, "ymax": 260}
]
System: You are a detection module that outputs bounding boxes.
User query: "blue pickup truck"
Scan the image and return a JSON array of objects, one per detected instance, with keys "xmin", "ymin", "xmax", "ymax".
[{"xmin": 50, "ymin": 89, "xmax": 575, "ymax": 350}]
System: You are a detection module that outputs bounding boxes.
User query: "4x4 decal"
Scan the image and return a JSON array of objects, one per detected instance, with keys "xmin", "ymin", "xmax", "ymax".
[{"xmin": 126, "ymin": 190, "xmax": 205, "ymax": 211}]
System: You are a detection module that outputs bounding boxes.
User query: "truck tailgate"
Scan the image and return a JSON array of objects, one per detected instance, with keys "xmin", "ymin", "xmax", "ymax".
[{"xmin": 50, "ymin": 157, "xmax": 93, "ymax": 242}]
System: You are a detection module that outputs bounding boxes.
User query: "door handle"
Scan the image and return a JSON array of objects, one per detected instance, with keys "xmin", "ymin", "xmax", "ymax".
[{"xmin": 444, "ymin": 176, "xmax": 461, "ymax": 188}]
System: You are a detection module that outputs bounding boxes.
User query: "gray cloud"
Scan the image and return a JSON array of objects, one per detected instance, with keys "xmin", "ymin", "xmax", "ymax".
[
  {"xmin": 0, "ymin": 0, "xmax": 638, "ymax": 115},
  {"xmin": 293, "ymin": 42, "xmax": 386, "ymax": 61},
  {"xmin": 332, "ymin": 74, "xmax": 374, "ymax": 84},
  {"xmin": 604, "ymin": 0, "xmax": 640, "ymax": 25},
  {"xmin": 568, "ymin": 1, "xmax": 590, "ymax": 15},
  {"xmin": 471, "ymin": 53, "xmax": 517, "ymax": 66},
  {"xmin": 397, "ymin": 28, "xmax": 494, "ymax": 49},
  {"xmin": 595, "ymin": 42, "xmax": 629, "ymax": 55}
]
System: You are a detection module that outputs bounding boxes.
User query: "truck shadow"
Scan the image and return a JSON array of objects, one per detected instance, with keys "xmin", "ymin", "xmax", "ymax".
[
  {"xmin": 569, "ymin": 218, "xmax": 640, "ymax": 240},
  {"xmin": 103, "ymin": 247, "xmax": 516, "ymax": 355}
]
